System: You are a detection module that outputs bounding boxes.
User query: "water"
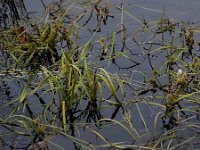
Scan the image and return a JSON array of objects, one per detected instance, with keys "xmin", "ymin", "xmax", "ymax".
[{"xmin": 0, "ymin": 0, "xmax": 200, "ymax": 149}]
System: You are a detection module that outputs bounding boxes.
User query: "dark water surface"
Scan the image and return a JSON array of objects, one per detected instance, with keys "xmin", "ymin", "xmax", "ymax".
[
  {"xmin": 25, "ymin": 0, "xmax": 200, "ymax": 20},
  {"xmin": 0, "ymin": 0, "xmax": 200, "ymax": 150}
]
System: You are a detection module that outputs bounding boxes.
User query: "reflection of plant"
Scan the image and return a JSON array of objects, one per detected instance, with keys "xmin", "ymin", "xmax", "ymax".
[
  {"xmin": 0, "ymin": 1, "xmax": 129, "ymax": 149},
  {"xmin": 0, "ymin": 1, "xmax": 200, "ymax": 150},
  {"xmin": 0, "ymin": 0, "xmax": 27, "ymax": 27},
  {"xmin": 132, "ymin": 16, "xmax": 200, "ymax": 149}
]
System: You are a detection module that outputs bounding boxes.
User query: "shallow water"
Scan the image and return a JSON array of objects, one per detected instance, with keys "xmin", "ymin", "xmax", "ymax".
[{"xmin": 0, "ymin": 0, "xmax": 200, "ymax": 149}]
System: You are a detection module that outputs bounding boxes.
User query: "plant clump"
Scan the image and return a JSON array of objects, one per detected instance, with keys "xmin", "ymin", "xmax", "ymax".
[{"xmin": 0, "ymin": 0, "xmax": 200, "ymax": 150}]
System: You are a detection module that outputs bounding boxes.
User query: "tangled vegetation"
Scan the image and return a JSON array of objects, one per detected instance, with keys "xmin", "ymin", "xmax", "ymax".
[{"xmin": 0, "ymin": 0, "xmax": 199, "ymax": 149}]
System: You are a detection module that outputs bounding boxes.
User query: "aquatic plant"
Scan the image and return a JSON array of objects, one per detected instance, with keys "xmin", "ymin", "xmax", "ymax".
[{"xmin": 0, "ymin": 0, "xmax": 199, "ymax": 150}]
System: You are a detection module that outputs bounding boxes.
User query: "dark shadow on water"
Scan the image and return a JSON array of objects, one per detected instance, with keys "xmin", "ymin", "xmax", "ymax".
[
  {"xmin": 0, "ymin": 0, "xmax": 200, "ymax": 150},
  {"xmin": 0, "ymin": 0, "xmax": 27, "ymax": 28}
]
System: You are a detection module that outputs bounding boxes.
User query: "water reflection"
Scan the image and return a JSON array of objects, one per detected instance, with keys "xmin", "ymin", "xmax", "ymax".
[
  {"xmin": 0, "ymin": 0, "xmax": 200, "ymax": 150},
  {"xmin": 0, "ymin": 0, "xmax": 27, "ymax": 28}
]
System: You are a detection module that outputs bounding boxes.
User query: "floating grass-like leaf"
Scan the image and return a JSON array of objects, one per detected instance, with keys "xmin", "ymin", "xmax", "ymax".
[
  {"xmin": 99, "ymin": 118, "xmax": 138, "ymax": 141},
  {"xmin": 115, "ymin": 5, "xmax": 143, "ymax": 25},
  {"xmin": 136, "ymin": 103, "xmax": 148, "ymax": 133},
  {"xmin": 19, "ymin": 75, "xmax": 34, "ymax": 103},
  {"xmin": 97, "ymin": 68, "xmax": 121, "ymax": 106}
]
